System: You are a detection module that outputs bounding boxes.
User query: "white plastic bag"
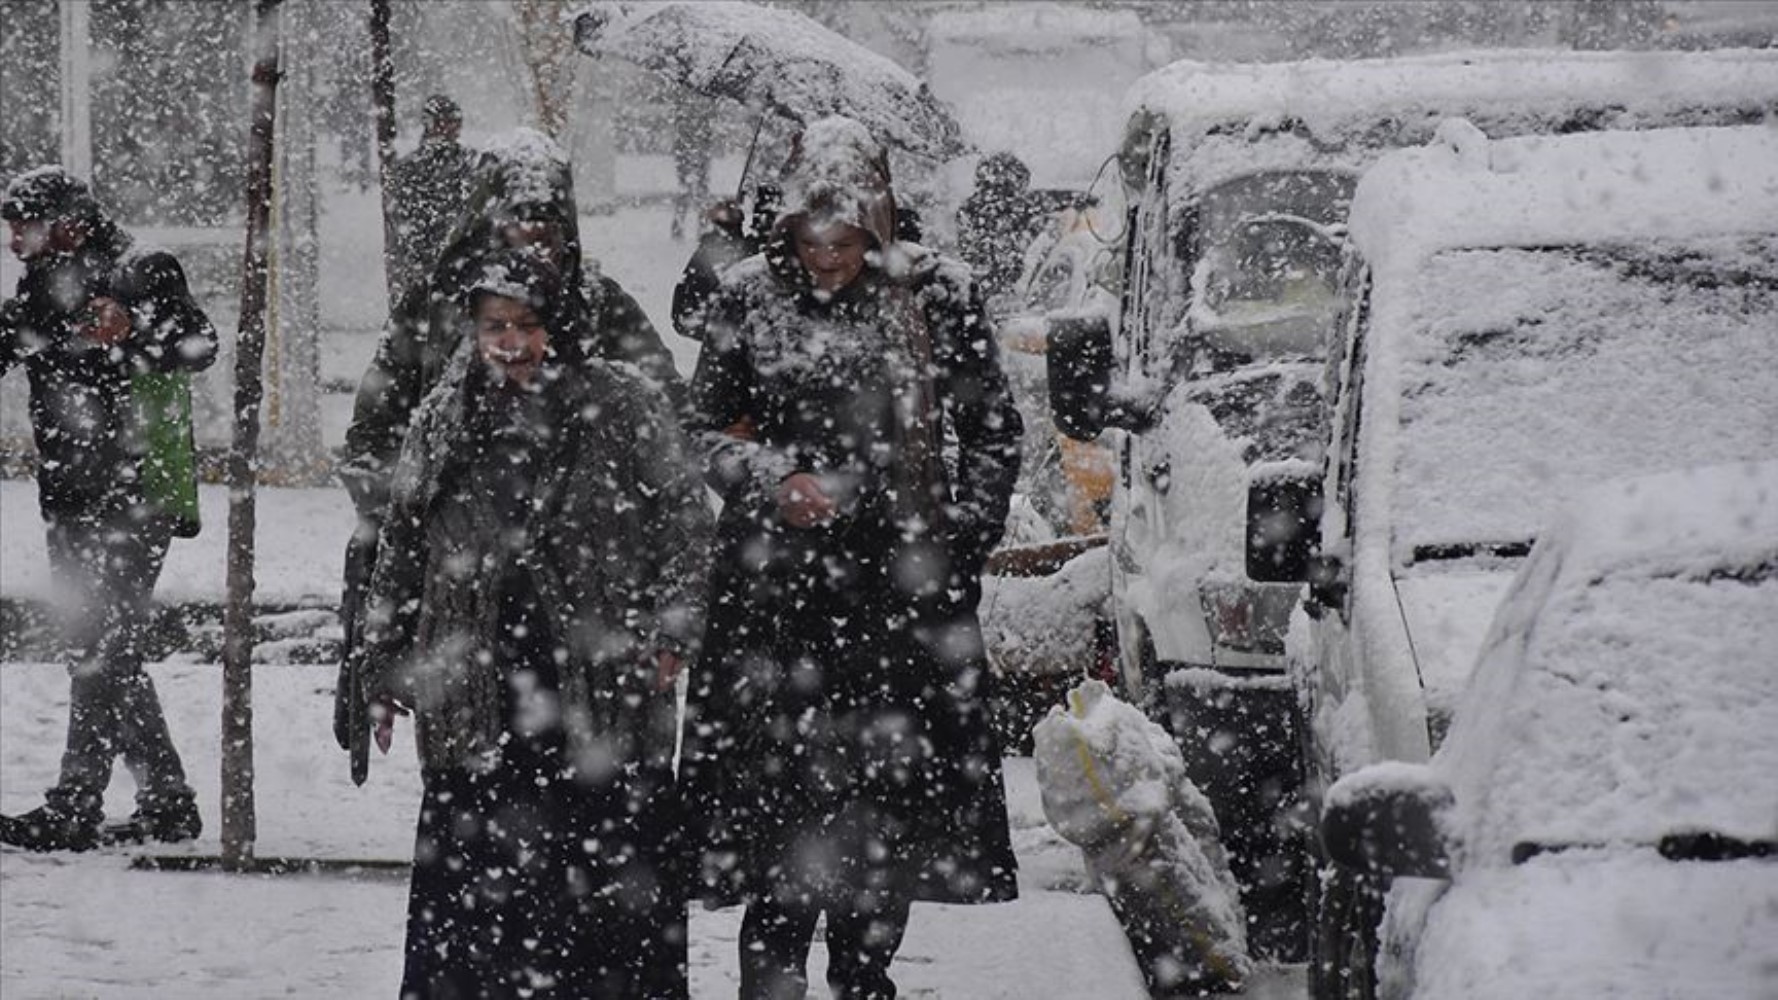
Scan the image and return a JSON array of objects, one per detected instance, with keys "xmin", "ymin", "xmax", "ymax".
[{"xmin": 1034, "ymin": 679, "xmax": 1254, "ymax": 995}]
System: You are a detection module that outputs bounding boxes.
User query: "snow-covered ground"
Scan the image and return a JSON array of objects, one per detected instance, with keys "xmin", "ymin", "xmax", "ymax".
[{"xmin": 0, "ymin": 474, "xmax": 1304, "ymax": 997}]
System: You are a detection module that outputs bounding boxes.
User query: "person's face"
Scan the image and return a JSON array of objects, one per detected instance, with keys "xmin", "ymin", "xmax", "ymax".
[
  {"xmin": 792, "ymin": 220, "xmax": 870, "ymax": 294},
  {"xmin": 500, "ymin": 219, "xmax": 568, "ymax": 273},
  {"xmin": 7, "ymin": 218, "xmax": 80, "ymax": 262},
  {"xmin": 474, "ymin": 294, "xmax": 550, "ymax": 387}
]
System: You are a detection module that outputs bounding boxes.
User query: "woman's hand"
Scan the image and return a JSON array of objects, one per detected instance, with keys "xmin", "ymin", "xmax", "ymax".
[
  {"xmin": 776, "ymin": 472, "xmax": 837, "ymax": 528},
  {"xmin": 369, "ymin": 695, "xmax": 410, "ymax": 754}
]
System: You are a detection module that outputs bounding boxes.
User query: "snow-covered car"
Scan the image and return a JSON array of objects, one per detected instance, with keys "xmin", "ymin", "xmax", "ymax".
[
  {"xmin": 1260, "ymin": 124, "xmax": 1778, "ymax": 997},
  {"xmin": 1319, "ymin": 460, "xmax": 1778, "ymax": 1000},
  {"xmin": 1046, "ymin": 46, "xmax": 1778, "ymax": 961}
]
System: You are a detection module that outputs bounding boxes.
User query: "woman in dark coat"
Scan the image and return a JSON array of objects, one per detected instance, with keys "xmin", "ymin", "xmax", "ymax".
[
  {"xmin": 682, "ymin": 116, "xmax": 1025, "ymax": 1000},
  {"xmin": 354, "ymin": 249, "xmax": 709, "ymax": 999}
]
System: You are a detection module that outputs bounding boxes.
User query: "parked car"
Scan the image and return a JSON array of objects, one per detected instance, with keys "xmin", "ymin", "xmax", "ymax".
[
  {"xmin": 1319, "ymin": 460, "xmax": 1778, "ymax": 1000},
  {"xmin": 1257, "ymin": 123, "xmax": 1778, "ymax": 997},
  {"xmin": 1047, "ymin": 46, "xmax": 1778, "ymax": 960}
]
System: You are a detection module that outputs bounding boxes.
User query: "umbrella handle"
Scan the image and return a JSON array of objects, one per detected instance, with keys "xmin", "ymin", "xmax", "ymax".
[{"xmin": 736, "ymin": 110, "xmax": 768, "ymax": 202}]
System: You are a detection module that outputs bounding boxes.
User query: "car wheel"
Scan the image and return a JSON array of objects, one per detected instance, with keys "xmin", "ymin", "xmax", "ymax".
[{"xmin": 1312, "ymin": 864, "xmax": 1383, "ymax": 1000}]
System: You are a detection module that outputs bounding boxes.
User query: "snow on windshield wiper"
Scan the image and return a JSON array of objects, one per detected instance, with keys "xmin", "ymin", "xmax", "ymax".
[
  {"xmin": 1513, "ymin": 833, "xmax": 1776, "ymax": 865},
  {"xmin": 1411, "ymin": 540, "xmax": 1534, "ymax": 564}
]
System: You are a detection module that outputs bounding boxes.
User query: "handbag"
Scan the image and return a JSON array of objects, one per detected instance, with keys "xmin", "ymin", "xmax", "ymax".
[{"xmin": 131, "ymin": 370, "xmax": 202, "ymax": 538}]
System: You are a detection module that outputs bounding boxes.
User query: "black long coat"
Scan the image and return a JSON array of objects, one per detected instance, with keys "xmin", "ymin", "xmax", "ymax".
[{"xmin": 682, "ymin": 243, "xmax": 1024, "ymax": 907}]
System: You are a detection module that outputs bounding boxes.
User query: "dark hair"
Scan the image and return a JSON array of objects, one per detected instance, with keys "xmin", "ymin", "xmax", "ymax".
[{"xmin": 422, "ymin": 94, "xmax": 461, "ymax": 129}]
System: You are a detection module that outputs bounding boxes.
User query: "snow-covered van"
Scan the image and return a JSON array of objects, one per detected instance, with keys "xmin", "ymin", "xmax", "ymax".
[
  {"xmin": 1046, "ymin": 47, "xmax": 1778, "ymax": 959},
  {"xmin": 1274, "ymin": 124, "xmax": 1778, "ymax": 998}
]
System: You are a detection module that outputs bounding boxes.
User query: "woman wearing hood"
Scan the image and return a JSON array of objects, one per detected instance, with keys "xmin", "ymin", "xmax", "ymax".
[
  {"xmin": 682, "ymin": 116, "xmax": 1024, "ymax": 1000},
  {"xmin": 337, "ymin": 129, "xmax": 686, "ymax": 758},
  {"xmin": 352, "ymin": 247, "xmax": 710, "ymax": 998}
]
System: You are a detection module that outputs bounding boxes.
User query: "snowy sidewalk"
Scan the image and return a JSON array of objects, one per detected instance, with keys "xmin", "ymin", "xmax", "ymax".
[{"xmin": 0, "ymin": 659, "xmax": 1303, "ymax": 998}]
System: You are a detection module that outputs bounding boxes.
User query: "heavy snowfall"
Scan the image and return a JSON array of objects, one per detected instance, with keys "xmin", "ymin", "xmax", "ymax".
[{"xmin": 2, "ymin": 2, "xmax": 1776, "ymax": 999}]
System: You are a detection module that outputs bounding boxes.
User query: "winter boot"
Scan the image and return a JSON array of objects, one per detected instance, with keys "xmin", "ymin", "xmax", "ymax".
[
  {"xmin": 0, "ymin": 804, "xmax": 103, "ymax": 852},
  {"xmin": 102, "ymin": 790, "xmax": 202, "ymax": 845}
]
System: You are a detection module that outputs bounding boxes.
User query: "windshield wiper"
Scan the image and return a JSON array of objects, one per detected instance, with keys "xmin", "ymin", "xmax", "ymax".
[
  {"xmin": 1412, "ymin": 540, "xmax": 1534, "ymax": 564},
  {"xmin": 1513, "ymin": 833, "xmax": 1776, "ymax": 865}
]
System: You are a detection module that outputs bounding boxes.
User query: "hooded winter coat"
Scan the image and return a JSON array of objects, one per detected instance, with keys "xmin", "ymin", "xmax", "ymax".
[
  {"xmin": 354, "ymin": 333, "xmax": 710, "ymax": 778},
  {"xmin": 341, "ymin": 129, "xmax": 682, "ymax": 519},
  {"xmin": 681, "ymin": 118, "xmax": 1024, "ymax": 907},
  {"xmin": 0, "ymin": 168, "xmax": 217, "ymax": 526}
]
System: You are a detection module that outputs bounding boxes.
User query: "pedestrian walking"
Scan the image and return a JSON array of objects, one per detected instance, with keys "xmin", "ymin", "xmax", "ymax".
[
  {"xmin": 955, "ymin": 151, "xmax": 1046, "ymax": 303},
  {"xmin": 352, "ymin": 248, "xmax": 710, "ymax": 998},
  {"xmin": 385, "ymin": 94, "xmax": 476, "ymax": 304},
  {"xmin": 680, "ymin": 116, "xmax": 1025, "ymax": 1000},
  {"xmin": 0, "ymin": 166, "xmax": 216, "ymax": 852},
  {"xmin": 337, "ymin": 128, "xmax": 683, "ymax": 756}
]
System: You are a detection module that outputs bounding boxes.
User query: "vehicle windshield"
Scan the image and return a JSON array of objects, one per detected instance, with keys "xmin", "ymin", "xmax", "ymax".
[
  {"xmin": 1187, "ymin": 170, "xmax": 1355, "ymax": 364},
  {"xmin": 1392, "ymin": 237, "xmax": 1778, "ymax": 555}
]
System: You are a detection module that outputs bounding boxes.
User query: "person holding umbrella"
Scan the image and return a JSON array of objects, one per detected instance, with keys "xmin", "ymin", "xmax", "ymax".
[{"xmin": 681, "ymin": 116, "xmax": 1023, "ymax": 1000}]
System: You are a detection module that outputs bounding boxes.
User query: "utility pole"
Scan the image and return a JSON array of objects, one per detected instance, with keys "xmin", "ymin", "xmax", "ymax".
[
  {"xmin": 369, "ymin": 0, "xmax": 400, "ymax": 305},
  {"xmin": 222, "ymin": 0, "xmax": 283, "ymax": 871},
  {"xmin": 57, "ymin": 0, "xmax": 92, "ymax": 178}
]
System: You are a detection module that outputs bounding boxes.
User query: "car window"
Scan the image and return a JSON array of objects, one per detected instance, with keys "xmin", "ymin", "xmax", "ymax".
[{"xmin": 1390, "ymin": 236, "xmax": 1778, "ymax": 556}]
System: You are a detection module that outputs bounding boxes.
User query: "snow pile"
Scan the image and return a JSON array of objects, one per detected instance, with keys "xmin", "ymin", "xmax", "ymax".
[
  {"xmin": 1033, "ymin": 679, "xmax": 1252, "ymax": 992},
  {"xmin": 979, "ymin": 545, "xmax": 1108, "ymax": 677}
]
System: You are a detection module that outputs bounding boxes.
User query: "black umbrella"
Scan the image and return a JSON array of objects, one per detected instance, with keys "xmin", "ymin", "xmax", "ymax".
[{"xmin": 574, "ymin": 1, "xmax": 969, "ymax": 162}]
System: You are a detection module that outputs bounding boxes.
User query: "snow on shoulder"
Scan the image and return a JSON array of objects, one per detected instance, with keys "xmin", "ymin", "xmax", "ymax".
[{"xmin": 1349, "ymin": 124, "xmax": 1778, "ymax": 271}]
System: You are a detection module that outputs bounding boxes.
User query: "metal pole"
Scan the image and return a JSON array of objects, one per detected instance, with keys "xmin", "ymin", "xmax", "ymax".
[
  {"xmin": 222, "ymin": 0, "xmax": 283, "ymax": 872},
  {"xmin": 58, "ymin": 0, "xmax": 93, "ymax": 179},
  {"xmin": 368, "ymin": 0, "xmax": 399, "ymax": 305}
]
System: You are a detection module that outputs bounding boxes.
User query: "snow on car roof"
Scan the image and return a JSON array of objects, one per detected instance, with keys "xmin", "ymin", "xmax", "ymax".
[
  {"xmin": 927, "ymin": 2, "xmax": 1143, "ymax": 48},
  {"xmin": 1439, "ymin": 461, "xmax": 1778, "ymax": 859},
  {"xmin": 1126, "ymin": 47, "xmax": 1778, "ymax": 138},
  {"xmin": 1349, "ymin": 124, "xmax": 1778, "ymax": 269}
]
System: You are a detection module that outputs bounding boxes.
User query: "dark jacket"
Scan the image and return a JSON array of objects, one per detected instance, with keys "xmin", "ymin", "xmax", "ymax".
[
  {"xmin": 957, "ymin": 152, "xmax": 1044, "ymax": 302},
  {"xmin": 342, "ymin": 132, "xmax": 682, "ymax": 519},
  {"xmin": 682, "ymin": 205, "xmax": 1025, "ymax": 906},
  {"xmin": 0, "ymin": 239, "xmax": 217, "ymax": 524},
  {"xmin": 356, "ymin": 349, "xmax": 710, "ymax": 776},
  {"xmin": 385, "ymin": 135, "xmax": 475, "ymax": 302}
]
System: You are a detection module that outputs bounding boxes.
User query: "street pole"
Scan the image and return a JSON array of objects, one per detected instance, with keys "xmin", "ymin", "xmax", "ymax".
[
  {"xmin": 222, "ymin": 0, "xmax": 283, "ymax": 872},
  {"xmin": 369, "ymin": 0, "xmax": 400, "ymax": 305}
]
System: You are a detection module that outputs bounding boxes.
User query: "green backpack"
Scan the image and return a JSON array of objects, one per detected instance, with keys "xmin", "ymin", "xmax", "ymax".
[{"xmin": 132, "ymin": 371, "xmax": 201, "ymax": 538}]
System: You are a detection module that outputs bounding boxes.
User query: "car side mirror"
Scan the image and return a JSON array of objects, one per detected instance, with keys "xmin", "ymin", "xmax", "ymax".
[
  {"xmin": 1246, "ymin": 466, "xmax": 1323, "ymax": 582},
  {"xmin": 1322, "ymin": 763, "xmax": 1454, "ymax": 880},
  {"xmin": 1047, "ymin": 311, "xmax": 1156, "ymax": 441}
]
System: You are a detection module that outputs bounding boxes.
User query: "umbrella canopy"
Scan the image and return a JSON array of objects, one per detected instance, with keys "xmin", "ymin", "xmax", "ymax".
[{"xmin": 575, "ymin": 1, "xmax": 970, "ymax": 161}]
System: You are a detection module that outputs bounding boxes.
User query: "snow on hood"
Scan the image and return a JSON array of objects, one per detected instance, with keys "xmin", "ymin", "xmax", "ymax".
[
  {"xmin": 1411, "ymin": 851, "xmax": 1778, "ymax": 1000},
  {"xmin": 778, "ymin": 115, "xmax": 898, "ymax": 251},
  {"xmin": 1437, "ymin": 461, "xmax": 1778, "ymax": 863}
]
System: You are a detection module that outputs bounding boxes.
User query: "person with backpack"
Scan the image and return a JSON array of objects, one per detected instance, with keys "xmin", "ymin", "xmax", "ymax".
[{"xmin": 0, "ymin": 165, "xmax": 215, "ymax": 852}]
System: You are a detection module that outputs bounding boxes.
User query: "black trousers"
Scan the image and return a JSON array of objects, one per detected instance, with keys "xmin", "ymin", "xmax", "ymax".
[
  {"xmin": 738, "ymin": 892, "xmax": 913, "ymax": 1000},
  {"xmin": 43, "ymin": 513, "xmax": 191, "ymax": 823},
  {"xmin": 400, "ymin": 744, "xmax": 688, "ymax": 1000}
]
